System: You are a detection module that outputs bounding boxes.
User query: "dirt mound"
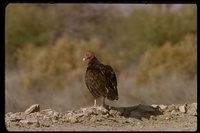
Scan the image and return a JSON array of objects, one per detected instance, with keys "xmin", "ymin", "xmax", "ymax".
[{"xmin": 5, "ymin": 103, "xmax": 197, "ymax": 131}]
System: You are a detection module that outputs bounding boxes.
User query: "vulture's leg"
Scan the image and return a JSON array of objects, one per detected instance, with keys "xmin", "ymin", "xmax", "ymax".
[
  {"xmin": 102, "ymin": 97, "xmax": 110, "ymax": 109},
  {"xmin": 94, "ymin": 99, "xmax": 97, "ymax": 107},
  {"xmin": 103, "ymin": 97, "xmax": 106, "ymax": 106}
]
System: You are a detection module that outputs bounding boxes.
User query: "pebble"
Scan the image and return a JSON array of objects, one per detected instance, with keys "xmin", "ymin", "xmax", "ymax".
[
  {"xmin": 171, "ymin": 110, "xmax": 179, "ymax": 115},
  {"xmin": 179, "ymin": 104, "xmax": 186, "ymax": 113},
  {"xmin": 43, "ymin": 115, "xmax": 51, "ymax": 121},
  {"xmin": 159, "ymin": 105, "xmax": 168, "ymax": 110},
  {"xmin": 41, "ymin": 123, "xmax": 50, "ymax": 127},
  {"xmin": 69, "ymin": 117, "xmax": 78, "ymax": 124},
  {"xmin": 191, "ymin": 103, "xmax": 197, "ymax": 109},
  {"xmin": 109, "ymin": 109, "xmax": 118, "ymax": 116},
  {"xmin": 33, "ymin": 122, "xmax": 40, "ymax": 127},
  {"xmin": 41, "ymin": 109, "xmax": 52, "ymax": 113},
  {"xmin": 150, "ymin": 115, "xmax": 157, "ymax": 120},
  {"xmin": 96, "ymin": 106, "xmax": 108, "ymax": 114},
  {"xmin": 52, "ymin": 112, "xmax": 60, "ymax": 120},
  {"xmin": 187, "ymin": 103, "xmax": 197, "ymax": 116},
  {"xmin": 82, "ymin": 108, "xmax": 93, "ymax": 117},
  {"xmin": 90, "ymin": 115, "xmax": 97, "ymax": 123},
  {"xmin": 46, "ymin": 110, "xmax": 54, "ymax": 116},
  {"xmin": 165, "ymin": 117, "xmax": 170, "ymax": 120},
  {"xmin": 151, "ymin": 104, "xmax": 159, "ymax": 108}
]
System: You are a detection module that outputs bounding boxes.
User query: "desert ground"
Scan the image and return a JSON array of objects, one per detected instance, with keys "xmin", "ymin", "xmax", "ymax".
[{"xmin": 5, "ymin": 103, "xmax": 197, "ymax": 131}]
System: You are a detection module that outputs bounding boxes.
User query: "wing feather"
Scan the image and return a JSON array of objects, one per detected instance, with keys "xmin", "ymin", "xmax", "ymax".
[
  {"xmin": 85, "ymin": 57, "xmax": 118, "ymax": 101},
  {"xmin": 85, "ymin": 67, "xmax": 107, "ymax": 98}
]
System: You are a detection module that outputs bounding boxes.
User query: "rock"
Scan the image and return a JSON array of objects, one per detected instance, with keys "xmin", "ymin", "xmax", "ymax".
[
  {"xmin": 36, "ymin": 112, "xmax": 41, "ymax": 117},
  {"xmin": 165, "ymin": 104, "xmax": 176, "ymax": 112},
  {"xmin": 109, "ymin": 109, "xmax": 118, "ymax": 116},
  {"xmin": 43, "ymin": 115, "xmax": 51, "ymax": 121},
  {"xmin": 20, "ymin": 118, "xmax": 38, "ymax": 124},
  {"xmin": 85, "ymin": 106, "xmax": 108, "ymax": 115},
  {"xmin": 97, "ymin": 115, "xmax": 104, "ymax": 122},
  {"xmin": 10, "ymin": 114, "xmax": 17, "ymax": 119},
  {"xmin": 16, "ymin": 116, "xmax": 25, "ymax": 121},
  {"xmin": 25, "ymin": 104, "xmax": 40, "ymax": 114},
  {"xmin": 52, "ymin": 112, "xmax": 60, "ymax": 120},
  {"xmin": 6, "ymin": 112, "xmax": 14, "ymax": 117},
  {"xmin": 150, "ymin": 115, "xmax": 157, "ymax": 120},
  {"xmin": 7, "ymin": 117, "xmax": 18, "ymax": 122},
  {"xmin": 41, "ymin": 122, "xmax": 50, "ymax": 127},
  {"xmin": 33, "ymin": 122, "xmax": 40, "ymax": 127},
  {"xmin": 165, "ymin": 117, "xmax": 170, "ymax": 120},
  {"xmin": 171, "ymin": 110, "xmax": 179, "ymax": 115},
  {"xmin": 152, "ymin": 104, "xmax": 167, "ymax": 110},
  {"xmin": 58, "ymin": 113, "xmax": 63, "ymax": 118},
  {"xmin": 52, "ymin": 119, "xmax": 58, "ymax": 123},
  {"xmin": 60, "ymin": 116, "xmax": 69, "ymax": 122},
  {"xmin": 69, "ymin": 116, "xmax": 78, "ymax": 124},
  {"xmin": 75, "ymin": 113, "xmax": 84, "ymax": 118},
  {"xmin": 179, "ymin": 104, "xmax": 187, "ymax": 113},
  {"xmin": 47, "ymin": 110, "xmax": 54, "ymax": 116},
  {"xmin": 96, "ymin": 106, "xmax": 108, "ymax": 114},
  {"xmin": 159, "ymin": 105, "xmax": 168, "ymax": 110},
  {"xmin": 5, "ymin": 103, "xmax": 197, "ymax": 131},
  {"xmin": 108, "ymin": 117, "xmax": 120, "ymax": 123},
  {"xmin": 82, "ymin": 108, "xmax": 94, "ymax": 117},
  {"xmin": 7, "ymin": 114, "xmax": 25, "ymax": 122},
  {"xmin": 191, "ymin": 103, "xmax": 197, "ymax": 109},
  {"xmin": 90, "ymin": 115, "xmax": 97, "ymax": 123},
  {"xmin": 41, "ymin": 109, "xmax": 52, "ymax": 113},
  {"xmin": 187, "ymin": 103, "xmax": 197, "ymax": 116},
  {"xmin": 123, "ymin": 119, "xmax": 131, "ymax": 123},
  {"xmin": 151, "ymin": 104, "xmax": 159, "ymax": 108},
  {"xmin": 67, "ymin": 111, "xmax": 74, "ymax": 116}
]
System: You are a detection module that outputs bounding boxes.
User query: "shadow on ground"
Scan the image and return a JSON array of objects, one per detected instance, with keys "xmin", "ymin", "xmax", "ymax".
[{"xmin": 104, "ymin": 104, "xmax": 163, "ymax": 120}]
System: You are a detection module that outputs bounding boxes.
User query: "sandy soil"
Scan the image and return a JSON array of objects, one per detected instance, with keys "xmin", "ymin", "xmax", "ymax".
[{"xmin": 5, "ymin": 103, "xmax": 197, "ymax": 131}]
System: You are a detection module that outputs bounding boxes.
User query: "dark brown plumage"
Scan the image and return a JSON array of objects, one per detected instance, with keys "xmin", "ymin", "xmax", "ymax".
[{"xmin": 83, "ymin": 51, "xmax": 118, "ymax": 107}]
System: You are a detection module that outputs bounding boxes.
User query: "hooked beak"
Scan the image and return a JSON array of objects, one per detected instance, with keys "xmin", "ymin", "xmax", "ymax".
[{"xmin": 83, "ymin": 57, "xmax": 86, "ymax": 61}]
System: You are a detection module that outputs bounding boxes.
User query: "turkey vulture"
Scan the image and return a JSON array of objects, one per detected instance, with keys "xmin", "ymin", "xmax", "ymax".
[{"xmin": 83, "ymin": 51, "xmax": 118, "ymax": 107}]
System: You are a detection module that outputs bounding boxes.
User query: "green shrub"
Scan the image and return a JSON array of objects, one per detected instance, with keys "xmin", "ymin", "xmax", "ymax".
[
  {"xmin": 134, "ymin": 34, "xmax": 197, "ymax": 86},
  {"xmin": 14, "ymin": 35, "xmax": 115, "ymax": 91},
  {"xmin": 5, "ymin": 4, "xmax": 53, "ymax": 67},
  {"xmin": 111, "ymin": 4, "xmax": 197, "ymax": 69}
]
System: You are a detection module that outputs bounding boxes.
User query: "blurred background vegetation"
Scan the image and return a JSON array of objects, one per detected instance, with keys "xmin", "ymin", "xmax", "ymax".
[{"xmin": 5, "ymin": 4, "xmax": 197, "ymax": 112}]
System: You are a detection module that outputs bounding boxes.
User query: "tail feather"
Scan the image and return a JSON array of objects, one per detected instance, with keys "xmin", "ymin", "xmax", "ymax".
[{"xmin": 106, "ymin": 87, "xmax": 119, "ymax": 100}]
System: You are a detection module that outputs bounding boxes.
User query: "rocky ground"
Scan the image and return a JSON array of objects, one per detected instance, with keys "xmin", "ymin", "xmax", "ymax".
[{"xmin": 5, "ymin": 103, "xmax": 197, "ymax": 131}]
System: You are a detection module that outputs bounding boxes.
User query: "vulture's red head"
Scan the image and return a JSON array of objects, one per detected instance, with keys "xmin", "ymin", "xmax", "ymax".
[{"xmin": 83, "ymin": 51, "xmax": 95, "ymax": 61}]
